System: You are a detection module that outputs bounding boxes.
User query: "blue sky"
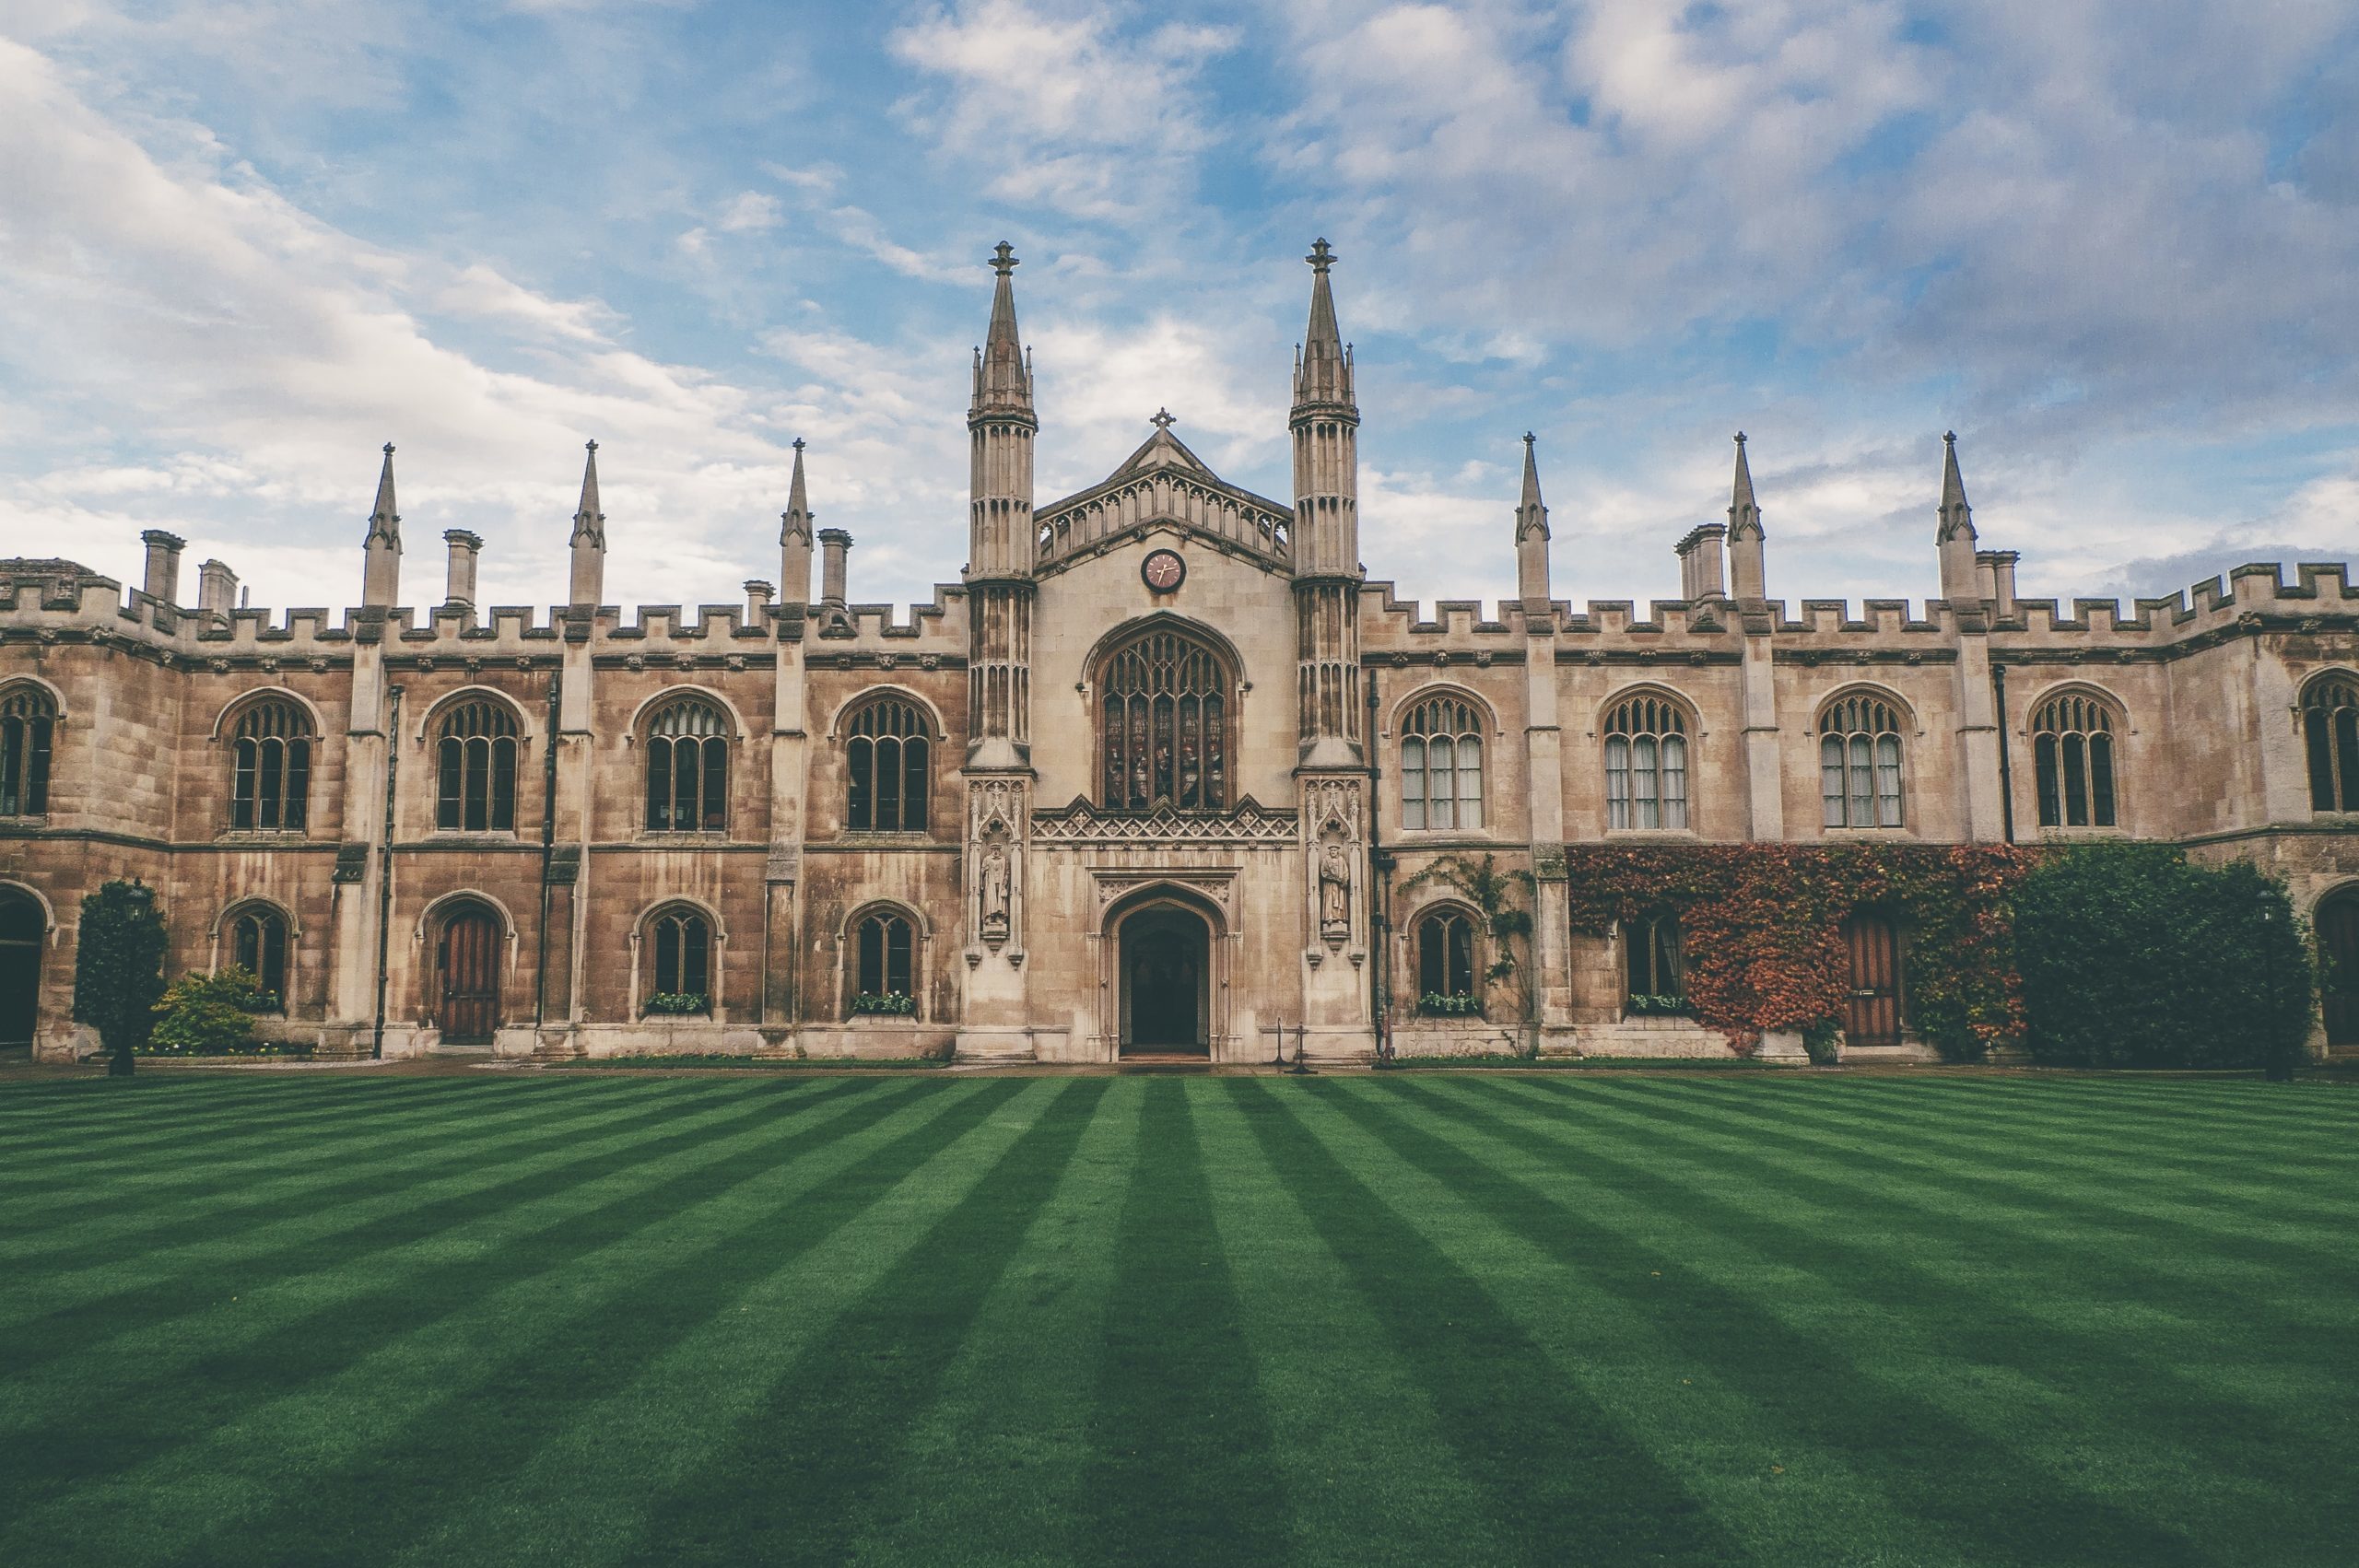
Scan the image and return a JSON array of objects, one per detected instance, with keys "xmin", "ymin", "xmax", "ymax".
[{"xmin": 3, "ymin": 0, "xmax": 2356, "ymax": 619}]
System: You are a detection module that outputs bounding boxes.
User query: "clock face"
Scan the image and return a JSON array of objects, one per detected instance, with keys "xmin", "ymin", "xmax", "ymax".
[{"xmin": 1142, "ymin": 549, "xmax": 1185, "ymax": 591}]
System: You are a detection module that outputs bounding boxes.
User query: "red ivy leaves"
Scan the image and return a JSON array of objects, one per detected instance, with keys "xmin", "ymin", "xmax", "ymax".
[{"xmin": 1561, "ymin": 843, "xmax": 2036, "ymax": 1055}]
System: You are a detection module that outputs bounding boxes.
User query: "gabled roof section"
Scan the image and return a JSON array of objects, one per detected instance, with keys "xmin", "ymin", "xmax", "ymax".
[{"xmin": 1035, "ymin": 413, "xmax": 1294, "ymax": 579}]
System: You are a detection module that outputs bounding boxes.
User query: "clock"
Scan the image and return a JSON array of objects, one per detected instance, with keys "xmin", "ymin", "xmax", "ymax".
[{"xmin": 1141, "ymin": 548, "xmax": 1185, "ymax": 592}]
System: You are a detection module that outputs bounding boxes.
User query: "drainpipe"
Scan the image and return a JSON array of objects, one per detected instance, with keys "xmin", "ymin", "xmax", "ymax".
[
  {"xmin": 371, "ymin": 685, "xmax": 403, "ymax": 1060},
  {"xmin": 534, "ymin": 673, "xmax": 560, "ymax": 1032},
  {"xmin": 1365, "ymin": 669, "xmax": 1391, "ymax": 1064},
  {"xmin": 1991, "ymin": 661, "xmax": 2016, "ymax": 844}
]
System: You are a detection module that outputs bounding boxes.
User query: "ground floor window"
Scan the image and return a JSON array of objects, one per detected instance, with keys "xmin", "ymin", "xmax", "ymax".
[
  {"xmin": 853, "ymin": 912, "xmax": 915, "ymax": 1013},
  {"xmin": 228, "ymin": 906, "xmax": 288, "ymax": 1011},
  {"xmin": 1625, "ymin": 913, "xmax": 1684, "ymax": 1012},
  {"xmin": 645, "ymin": 907, "xmax": 712, "ymax": 1013},
  {"xmin": 1416, "ymin": 909, "xmax": 1477, "ymax": 1012}
]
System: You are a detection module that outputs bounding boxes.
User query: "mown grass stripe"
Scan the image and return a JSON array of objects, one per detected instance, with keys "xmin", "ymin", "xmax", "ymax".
[
  {"xmin": 1243, "ymin": 1079, "xmax": 1744, "ymax": 1566},
  {"xmin": 1401, "ymin": 1077, "xmax": 2295, "ymax": 1562},
  {"xmin": 1183, "ymin": 1078, "xmax": 1504, "ymax": 1563},
  {"xmin": 1067, "ymin": 1078, "xmax": 1291, "ymax": 1566},
  {"xmin": 3, "ymin": 1078, "xmax": 1008, "ymax": 1568}
]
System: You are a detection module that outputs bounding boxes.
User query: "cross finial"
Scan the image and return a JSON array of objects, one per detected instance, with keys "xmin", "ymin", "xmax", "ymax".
[
  {"xmin": 1522, "ymin": 430, "xmax": 1535, "ymax": 448},
  {"xmin": 792, "ymin": 437, "xmax": 805, "ymax": 451},
  {"xmin": 990, "ymin": 240, "xmax": 1018, "ymax": 276},
  {"xmin": 1306, "ymin": 237, "xmax": 1335, "ymax": 274},
  {"xmin": 1151, "ymin": 407, "xmax": 1175, "ymax": 431},
  {"xmin": 1944, "ymin": 430, "xmax": 1956, "ymax": 445},
  {"xmin": 1735, "ymin": 431, "xmax": 1746, "ymax": 446},
  {"xmin": 585, "ymin": 438, "xmax": 598, "ymax": 453},
  {"xmin": 382, "ymin": 441, "xmax": 395, "ymax": 457}
]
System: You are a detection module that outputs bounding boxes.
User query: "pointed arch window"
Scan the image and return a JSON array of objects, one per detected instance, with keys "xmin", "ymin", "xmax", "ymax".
[
  {"xmin": 0, "ymin": 685, "xmax": 55, "ymax": 818},
  {"xmin": 226, "ymin": 905, "xmax": 289, "ymax": 1012},
  {"xmin": 644, "ymin": 905, "xmax": 712, "ymax": 1012},
  {"xmin": 229, "ymin": 698, "xmax": 313, "ymax": 832},
  {"xmin": 1415, "ymin": 908, "xmax": 1477, "ymax": 1007},
  {"xmin": 435, "ymin": 699, "xmax": 520, "ymax": 833},
  {"xmin": 1401, "ymin": 695, "xmax": 1485, "ymax": 831},
  {"xmin": 2305, "ymin": 674, "xmax": 2359, "ymax": 813},
  {"xmin": 851, "ymin": 909, "xmax": 917, "ymax": 1012},
  {"xmin": 1099, "ymin": 627, "xmax": 1229, "ymax": 812},
  {"xmin": 1604, "ymin": 693, "xmax": 1689, "ymax": 830},
  {"xmin": 644, "ymin": 696, "xmax": 729, "ymax": 833},
  {"xmin": 2033, "ymin": 691, "xmax": 2119, "ymax": 828},
  {"xmin": 1820, "ymin": 694, "xmax": 1904, "ymax": 828},
  {"xmin": 845, "ymin": 700, "xmax": 931, "ymax": 833}
]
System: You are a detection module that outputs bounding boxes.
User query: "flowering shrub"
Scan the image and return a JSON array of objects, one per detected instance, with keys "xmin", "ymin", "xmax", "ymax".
[
  {"xmin": 1625, "ymin": 993, "xmax": 1692, "ymax": 1017},
  {"xmin": 145, "ymin": 965, "xmax": 286, "ymax": 1056},
  {"xmin": 1562, "ymin": 843, "xmax": 2034, "ymax": 1058},
  {"xmin": 644, "ymin": 991, "xmax": 709, "ymax": 1016},
  {"xmin": 852, "ymin": 991, "xmax": 916, "ymax": 1016},
  {"xmin": 1419, "ymin": 991, "xmax": 1483, "ymax": 1016}
]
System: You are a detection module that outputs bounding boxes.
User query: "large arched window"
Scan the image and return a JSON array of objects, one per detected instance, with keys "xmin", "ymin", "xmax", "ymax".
[
  {"xmin": 1099, "ymin": 627, "xmax": 1229, "ymax": 812},
  {"xmin": 435, "ymin": 698, "xmax": 520, "ymax": 833},
  {"xmin": 2305, "ymin": 673, "xmax": 2359, "ymax": 813},
  {"xmin": 644, "ymin": 696, "xmax": 729, "ymax": 833},
  {"xmin": 229, "ymin": 698, "xmax": 313, "ymax": 833},
  {"xmin": 1415, "ymin": 907, "xmax": 1477, "ymax": 1009},
  {"xmin": 1820, "ymin": 693, "xmax": 1904, "ymax": 828},
  {"xmin": 225, "ymin": 904, "xmax": 289, "ymax": 1012},
  {"xmin": 845, "ymin": 699, "xmax": 931, "ymax": 833},
  {"xmin": 2033, "ymin": 690, "xmax": 2118, "ymax": 828},
  {"xmin": 0, "ymin": 685, "xmax": 55, "ymax": 818},
  {"xmin": 644, "ymin": 905, "xmax": 713, "ymax": 1012},
  {"xmin": 851, "ymin": 908, "xmax": 917, "ymax": 1012},
  {"xmin": 1401, "ymin": 695, "xmax": 1484, "ymax": 831},
  {"xmin": 1625, "ymin": 913, "xmax": 1684, "ymax": 1009},
  {"xmin": 1604, "ymin": 692, "xmax": 1689, "ymax": 831}
]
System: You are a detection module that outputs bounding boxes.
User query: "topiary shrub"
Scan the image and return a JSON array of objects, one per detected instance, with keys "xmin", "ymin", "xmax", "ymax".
[
  {"xmin": 147, "ymin": 965, "xmax": 277, "ymax": 1055},
  {"xmin": 2013, "ymin": 841, "xmax": 2313, "ymax": 1070},
  {"xmin": 73, "ymin": 879, "xmax": 169, "ymax": 1076}
]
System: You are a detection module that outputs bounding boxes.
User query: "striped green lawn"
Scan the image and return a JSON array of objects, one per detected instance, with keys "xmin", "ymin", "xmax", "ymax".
[{"xmin": 3, "ymin": 1074, "xmax": 2353, "ymax": 1566}]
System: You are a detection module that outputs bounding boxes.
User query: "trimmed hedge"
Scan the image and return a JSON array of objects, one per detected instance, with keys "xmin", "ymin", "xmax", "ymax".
[{"xmin": 2013, "ymin": 841, "xmax": 2313, "ymax": 1070}]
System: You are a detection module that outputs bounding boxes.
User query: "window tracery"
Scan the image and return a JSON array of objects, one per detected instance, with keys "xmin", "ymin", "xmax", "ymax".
[{"xmin": 1099, "ymin": 628, "xmax": 1228, "ymax": 812}]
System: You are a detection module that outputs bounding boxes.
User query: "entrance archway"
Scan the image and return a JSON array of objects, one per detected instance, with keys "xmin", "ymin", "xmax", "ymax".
[
  {"xmin": 1118, "ymin": 904, "xmax": 1212, "ymax": 1056},
  {"xmin": 0, "ymin": 888, "xmax": 44, "ymax": 1052},
  {"xmin": 2319, "ymin": 887, "xmax": 2359, "ymax": 1047},
  {"xmin": 433, "ymin": 902, "xmax": 503, "ymax": 1045}
]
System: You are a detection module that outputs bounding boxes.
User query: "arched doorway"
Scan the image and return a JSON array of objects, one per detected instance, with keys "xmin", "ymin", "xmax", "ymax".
[
  {"xmin": 1118, "ymin": 904, "xmax": 1212, "ymax": 1056},
  {"xmin": 1840, "ymin": 908, "xmax": 1905, "ymax": 1047},
  {"xmin": 2318, "ymin": 888, "xmax": 2359, "ymax": 1047},
  {"xmin": 0, "ymin": 888, "xmax": 44, "ymax": 1052},
  {"xmin": 433, "ymin": 902, "xmax": 503, "ymax": 1045}
]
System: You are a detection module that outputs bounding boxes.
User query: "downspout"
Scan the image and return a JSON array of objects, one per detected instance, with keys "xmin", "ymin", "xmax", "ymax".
[
  {"xmin": 534, "ymin": 673, "xmax": 560, "ymax": 1031},
  {"xmin": 1365, "ymin": 668, "xmax": 1391, "ymax": 1063},
  {"xmin": 1991, "ymin": 661, "xmax": 2016, "ymax": 844},
  {"xmin": 370, "ymin": 684, "xmax": 403, "ymax": 1060}
]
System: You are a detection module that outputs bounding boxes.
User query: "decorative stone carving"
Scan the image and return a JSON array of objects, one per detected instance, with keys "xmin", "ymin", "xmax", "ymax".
[
  {"xmin": 968, "ymin": 779, "xmax": 1026, "ymax": 951},
  {"xmin": 1319, "ymin": 841, "xmax": 1353, "ymax": 940},
  {"xmin": 1031, "ymin": 795, "xmax": 1297, "ymax": 846},
  {"xmin": 1088, "ymin": 868, "xmax": 1238, "ymax": 908}
]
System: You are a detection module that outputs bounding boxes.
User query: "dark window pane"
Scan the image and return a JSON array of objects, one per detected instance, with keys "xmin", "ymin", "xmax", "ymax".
[
  {"xmin": 876, "ymin": 736, "xmax": 902, "ymax": 827},
  {"xmin": 2307, "ymin": 711, "xmax": 2336, "ymax": 810},
  {"xmin": 233, "ymin": 736, "xmax": 259, "ymax": 830},
  {"xmin": 490, "ymin": 737, "xmax": 516, "ymax": 831},
  {"xmin": 848, "ymin": 738, "xmax": 873, "ymax": 831},
  {"xmin": 438, "ymin": 737, "xmax": 464, "ymax": 829},
  {"xmin": 701, "ymin": 738, "xmax": 727, "ymax": 831},
  {"xmin": 2090, "ymin": 733, "xmax": 2116, "ymax": 826},
  {"xmin": 886, "ymin": 919, "xmax": 913, "ymax": 996},
  {"xmin": 2061, "ymin": 733, "xmax": 2089, "ymax": 827},
  {"xmin": 904, "ymin": 736, "xmax": 928, "ymax": 833},
  {"xmin": 2339, "ymin": 709, "xmax": 2359, "ymax": 812},
  {"xmin": 285, "ymin": 738, "xmax": 311, "ymax": 830}
]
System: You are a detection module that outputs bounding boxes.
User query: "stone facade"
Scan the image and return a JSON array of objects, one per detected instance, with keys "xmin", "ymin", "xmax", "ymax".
[{"xmin": 5, "ymin": 243, "xmax": 2357, "ymax": 1064}]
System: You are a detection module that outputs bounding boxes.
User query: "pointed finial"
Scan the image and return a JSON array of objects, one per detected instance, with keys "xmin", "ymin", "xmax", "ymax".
[
  {"xmin": 586, "ymin": 438, "xmax": 598, "ymax": 453},
  {"xmin": 792, "ymin": 436, "xmax": 805, "ymax": 452},
  {"xmin": 382, "ymin": 441, "xmax": 395, "ymax": 457},
  {"xmin": 1151, "ymin": 408, "xmax": 1176, "ymax": 431},
  {"xmin": 990, "ymin": 240, "xmax": 1018, "ymax": 276},
  {"xmin": 1735, "ymin": 431, "xmax": 1746, "ymax": 446},
  {"xmin": 1944, "ymin": 430, "xmax": 1956, "ymax": 446},
  {"xmin": 1306, "ymin": 238, "xmax": 1335, "ymax": 274},
  {"xmin": 1523, "ymin": 430, "xmax": 1535, "ymax": 448}
]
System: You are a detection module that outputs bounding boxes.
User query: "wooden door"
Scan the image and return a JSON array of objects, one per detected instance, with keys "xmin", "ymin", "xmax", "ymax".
[
  {"xmin": 2321, "ymin": 895, "xmax": 2359, "ymax": 1047},
  {"xmin": 437, "ymin": 907, "xmax": 500, "ymax": 1043},
  {"xmin": 1841, "ymin": 911, "xmax": 1904, "ymax": 1047}
]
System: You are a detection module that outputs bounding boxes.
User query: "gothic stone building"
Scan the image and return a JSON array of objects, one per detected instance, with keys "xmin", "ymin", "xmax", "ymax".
[{"xmin": 5, "ymin": 242, "xmax": 2359, "ymax": 1064}]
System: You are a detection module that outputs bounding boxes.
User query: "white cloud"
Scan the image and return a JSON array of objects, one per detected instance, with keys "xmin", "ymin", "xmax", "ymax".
[{"xmin": 715, "ymin": 190, "xmax": 781, "ymax": 233}]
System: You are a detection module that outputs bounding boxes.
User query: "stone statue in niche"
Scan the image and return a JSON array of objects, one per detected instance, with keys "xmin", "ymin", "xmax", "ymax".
[
  {"xmin": 1319, "ymin": 841, "xmax": 1352, "ymax": 940},
  {"xmin": 980, "ymin": 841, "xmax": 1012, "ymax": 941}
]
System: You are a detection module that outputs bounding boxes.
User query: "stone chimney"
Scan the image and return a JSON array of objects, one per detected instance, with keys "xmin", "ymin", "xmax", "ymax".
[
  {"xmin": 140, "ymin": 530, "xmax": 185, "ymax": 605},
  {"xmin": 196, "ymin": 559, "xmax": 239, "ymax": 621},
  {"xmin": 818, "ymin": 527, "xmax": 851, "ymax": 614},
  {"xmin": 1980, "ymin": 549, "xmax": 2019, "ymax": 621},
  {"xmin": 443, "ymin": 530, "xmax": 482, "ymax": 610},
  {"xmin": 744, "ymin": 579, "xmax": 774, "ymax": 626},
  {"xmin": 1677, "ymin": 523, "xmax": 1728, "ymax": 602}
]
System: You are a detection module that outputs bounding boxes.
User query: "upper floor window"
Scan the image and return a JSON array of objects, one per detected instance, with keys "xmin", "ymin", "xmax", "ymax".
[
  {"xmin": 226, "ymin": 904, "xmax": 289, "ymax": 1012},
  {"xmin": 644, "ymin": 696, "xmax": 729, "ymax": 834},
  {"xmin": 2033, "ymin": 691, "xmax": 2118, "ymax": 828},
  {"xmin": 1820, "ymin": 694, "xmax": 1904, "ymax": 828},
  {"xmin": 1402, "ymin": 695, "xmax": 1484, "ymax": 831},
  {"xmin": 1604, "ymin": 692, "xmax": 1689, "ymax": 830},
  {"xmin": 1416, "ymin": 907, "xmax": 1477, "ymax": 1006},
  {"xmin": 229, "ymin": 698, "xmax": 312, "ymax": 833},
  {"xmin": 852, "ymin": 908, "xmax": 917, "ymax": 1012},
  {"xmin": 1100, "ymin": 628, "xmax": 1228, "ymax": 811},
  {"xmin": 0, "ymin": 685, "xmax": 54, "ymax": 818},
  {"xmin": 2305, "ymin": 673, "xmax": 2359, "ymax": 813},
  {"xmin": 436, "ymin": 698, "xmax": 519, "ymax": 833},
  {"xmin": 645, "ymin": 905, "xmax": 713, "ymax": 1013},
  {"xmin": 846, "ymin": 699, "xmax": 931, "ymax": 833}
]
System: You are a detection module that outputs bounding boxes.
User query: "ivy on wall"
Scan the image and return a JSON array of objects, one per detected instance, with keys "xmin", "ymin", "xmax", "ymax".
[{"xmin": 1559, "ymin": 843, "xmax": 2036, "ymax": 1057}]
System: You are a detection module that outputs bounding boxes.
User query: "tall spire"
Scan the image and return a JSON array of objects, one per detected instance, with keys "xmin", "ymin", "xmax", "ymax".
[
  {"xmin": 1936, "ymin": 430, "xmax": 1981, "ymax": 604},
  {"xmin": 780, "ymin": 437, "xmax": 814, "ymax": 608},
  {"xmin": 1727, "ymin": 432, "xmax": 1766, "ymax": 603},
  {"xmin": 569, "ymin": 439, "xmax": 606, "ymax": 608},
  {"xmin": 972, "ymin": 240, "xmax": 1032, "ymax": 415},
  {"xmin": 1516, "ymin": 431, "xmax": 1549, "ymax": 540},
  {"xmin": 1938, "ymin": 430, "xmax": 1972, "ymax": 539},
  {"xmin": 1731, "ymin": 430, "xmax": 1758, "ymax": 519},
  {"xmin": 361, "ymin": 441, "xmax": 401, "ymax": 607},
  {"xmin": 1293, "ymin": 238, "xmax": 1354, "ymax": 410}
]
